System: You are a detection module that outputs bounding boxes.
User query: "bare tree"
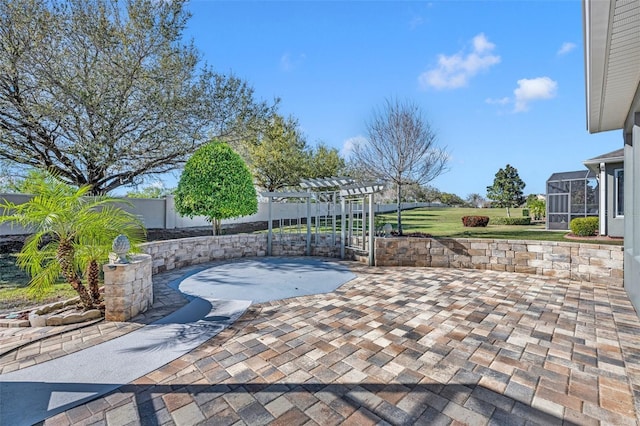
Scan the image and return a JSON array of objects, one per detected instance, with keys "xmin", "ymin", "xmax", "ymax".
[
  {"xmin": 352, "ymin": 98, "xmax": 448, "ymax": 234},
  {"xmin": 0, "ymin": 0, "xmax": 274, "ymax": 194},
  {"xmin": 466, "ymin": 193, "xmax": 486, "ymax": 208}
]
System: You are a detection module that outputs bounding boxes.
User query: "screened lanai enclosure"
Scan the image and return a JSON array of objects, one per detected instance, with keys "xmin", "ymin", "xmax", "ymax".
[
  {"xmin": 546, "ymin": 170, "xmax": 598, "ymax": 230},
  {"xmin": 262, "ymin": 177, "xmax": 384, "ymax": 265}
]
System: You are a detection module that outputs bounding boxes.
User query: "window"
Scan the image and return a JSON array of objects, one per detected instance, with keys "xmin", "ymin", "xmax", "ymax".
[{"xmin": 615, "ymin": 169, "xmax": 624, "ymax": 217}]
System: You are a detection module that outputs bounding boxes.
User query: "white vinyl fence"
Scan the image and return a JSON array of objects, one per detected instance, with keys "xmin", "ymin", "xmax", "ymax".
[{"xmin": 0, "ymin": 193, "xmax": 440, "ymax": 236}]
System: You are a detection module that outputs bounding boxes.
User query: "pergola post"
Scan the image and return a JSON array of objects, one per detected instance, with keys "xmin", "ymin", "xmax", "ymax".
[
  {"xmin": 368, "ymin": 193, "xmax": 375, "ymax": 266},
  {"xmin": 306, "ymin": 196, "xmax": 311, "ymax": 256},
  {"xmin": 340, "ymin": 197, "xmax": 346, "ymax": 259},
  {"xmin": 362, "ymin": 197, "xmax": 367, "ymax": 251},
  {"xmin": 267, "ymin": 196, "xmax": 273, "ymax": 256}
]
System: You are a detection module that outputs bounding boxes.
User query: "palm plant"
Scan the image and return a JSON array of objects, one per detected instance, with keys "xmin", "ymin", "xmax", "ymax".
[{"xmin": 0, "ymin": 174, "xmax": 145, "ymax": 310}]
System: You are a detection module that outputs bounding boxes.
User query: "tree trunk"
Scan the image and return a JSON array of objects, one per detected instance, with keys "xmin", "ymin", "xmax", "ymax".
[
  {"xmin": 397, "ymin": 183, "xmax": 403, "ymax": 235},
  {"xmin": 56, "ymin": 240, "xmax": 94, "ymax": 309},
  {"xmin": 506, "ymin": 207, "xmax": 511, "ymax": 217},
  {"xmin": 87, "ymin": 259, "xmax": 101, "ymax": 304},
  {"xmin": 211, "ymin": 218, "xmax": 221, "ymax": 235}
]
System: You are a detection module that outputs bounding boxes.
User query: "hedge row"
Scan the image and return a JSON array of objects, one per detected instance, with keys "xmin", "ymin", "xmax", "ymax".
[
  {"xmin": 461, "ymin": 216, "xmax": 489, "ymax": 227},
  {"xmin": 491, "ymin": 217, "xmax": 531, "ymax": 226}
]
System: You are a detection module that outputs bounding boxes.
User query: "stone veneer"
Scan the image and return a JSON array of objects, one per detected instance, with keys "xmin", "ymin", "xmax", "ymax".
[
  {"xmin": 140, "ymin": 234, "xmax": 341, "ymax": 275},
  {"xmin": 375, "ymin": 237, "xmax": 624, "ymax": 286},
  {"xmin": 103, "ymin": 254, "xmax": 153, "ymax": 321},
  {"xmin": 101, "ymin": 235, "xmax": 623, "ymax": 324}
]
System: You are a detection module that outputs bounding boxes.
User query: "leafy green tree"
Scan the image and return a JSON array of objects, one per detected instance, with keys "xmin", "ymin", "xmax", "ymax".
[
  {"xmin": 306, "ymin": 143, "xmax": 346, "ymax": 179},
  {"xmin": 422, "ymin": 185, "xmax": 443, "ymax": 203},
  {"xmin": 526, "ymin": 196, "xmax": 546, "ymax": 220},
  {"xmin": 392, "ymin": 181, "xmax": 439, "ymax": 203},
  {"xmin": 249, "ymin": 114, "xmax": 309, "ymax": 191},
  {"xmin": 0, "ymin": 173, "xmax": 145, "ymax": 309},
  {"xmin": 0, "ymin": 0, "xmax": 274, "ymax": 194},
  {"xmin": 486, "ymin": 164, "xmax": 526, "ymax": 217},
  {"xmin": 351, "ymin": 98, "xmax": 448, "ymax": 235},
  {"xmin": 439, "ymin": 192, "xmax": 466, "ymax": 206},
  {"xmin": 175, "ymin": 141, "xmax": 257, "ymax": 235},
  {"xmin": 126, "ymin": 183, "xmax": 174, "ymax": 199}
]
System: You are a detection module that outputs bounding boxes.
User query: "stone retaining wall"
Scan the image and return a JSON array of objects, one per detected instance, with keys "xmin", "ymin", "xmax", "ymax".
[
  {"xmin": 140, "ymin": 234, "xmax": 341, "ymax": 274},
  {"xmin": 102, "ymin": 236, "xmax": 622, "ymax": 324},
  {"xmin": 103, "ymin": 254, "xmax": 153, "ymax": 321},
  {"xmin": 375, "ymin": 237, "xmax": 624, "ymax": 286}
]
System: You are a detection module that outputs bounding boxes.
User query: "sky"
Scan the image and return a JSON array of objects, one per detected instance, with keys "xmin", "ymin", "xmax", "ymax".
[{"xmin": 180, "ymin": 0, "xmax": 621, "ymax": 198}]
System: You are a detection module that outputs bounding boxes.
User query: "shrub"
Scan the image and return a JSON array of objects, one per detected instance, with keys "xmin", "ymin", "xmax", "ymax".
[
  {"xmin": 492, "ymin": 217, "xmax": 532, "ymax": 225},
  {"xmin": 570, "ymin": 217, "xmax": 599, "ymax": 237},
  {"xmin": 461, "ymin": 216, "xmax": 490, "ymax": 227}
]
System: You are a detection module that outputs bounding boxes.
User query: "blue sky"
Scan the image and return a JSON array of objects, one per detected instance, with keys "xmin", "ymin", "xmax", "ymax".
[{"xmin": 182, "ymin": 0, "xmax": 621, "ymax": 198}]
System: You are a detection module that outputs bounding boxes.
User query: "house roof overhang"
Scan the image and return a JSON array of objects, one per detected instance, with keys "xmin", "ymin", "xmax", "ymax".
[
  {"xmin": 583, "ymin": 147, "xmax": 625, "ymax": 165},
  {"xmin": 584, "ymin": 0, "xmax": 640, "ymax": 134}
]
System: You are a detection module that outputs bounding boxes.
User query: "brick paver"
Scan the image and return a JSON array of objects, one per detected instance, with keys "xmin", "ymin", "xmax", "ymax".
[{"xmin": 2, "ymin": 261, "xmax": 640, "ymax": 425}]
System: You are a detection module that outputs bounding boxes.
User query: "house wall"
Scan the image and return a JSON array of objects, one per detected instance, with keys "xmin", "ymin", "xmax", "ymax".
[
  {"xmin": 605, "ymin": 162, "xmax": 625, "ymax": 238},
  {"xmin": 624, "ymin": 122, "xmax": 640, "ymax": 315}
]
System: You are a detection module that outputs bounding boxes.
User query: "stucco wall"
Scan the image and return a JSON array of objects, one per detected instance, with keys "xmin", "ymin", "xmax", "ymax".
[{"xmin": 375, "ymin": 237, "xmax": 624, "ymax": 286}]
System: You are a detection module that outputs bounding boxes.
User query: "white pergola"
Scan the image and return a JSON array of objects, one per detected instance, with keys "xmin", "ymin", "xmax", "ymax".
[
  {"xmin": 262, "ymin": 177, "xmax": 384, "ymax": 266},
  {"xmin": 584, "ymin": 0, "xmax": 640, "ymax": 313}
]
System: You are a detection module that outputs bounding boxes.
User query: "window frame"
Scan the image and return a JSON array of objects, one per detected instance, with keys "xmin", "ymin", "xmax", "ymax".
[{"xmin": 614, "ymin": 168, "xmax": 624, "ymax": 218}]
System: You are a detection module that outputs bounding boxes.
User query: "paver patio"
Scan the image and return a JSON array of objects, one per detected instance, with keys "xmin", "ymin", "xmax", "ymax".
[{"xmin": 2, "ymin": 260, "xmax": 640, "ymax": 425}]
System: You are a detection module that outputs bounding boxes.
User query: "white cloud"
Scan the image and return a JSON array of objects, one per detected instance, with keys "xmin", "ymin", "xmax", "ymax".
[
  {"xmin": 418, "ymin": 33, "xmax": 501, "ymax": 90},
  {"xmin": 409, "ymin": 15, "xmax": 424, "ymax": 30},
  {"xmin": 340, "ymin": 136, "xmax": 366, "ymax": 159},
  {"xmin": 485, "ymin": 97, "xmax": 510, "ymax": 106},
  {"xmin": 280, "ymin": 52, "xmax": 306, "ymax": 72},
  {"xmin": 557, "ymin": 42, "xmax": 576, "ymax": 56},
  {"xmin": 513, "ymin": 77, "xmax": 558, "ymax": 112}
]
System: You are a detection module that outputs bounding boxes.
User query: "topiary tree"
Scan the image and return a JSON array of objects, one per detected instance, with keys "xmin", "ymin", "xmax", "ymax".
[{"xmin": 175, "ymin": 140, "xmax": 257, "ymax": 235}]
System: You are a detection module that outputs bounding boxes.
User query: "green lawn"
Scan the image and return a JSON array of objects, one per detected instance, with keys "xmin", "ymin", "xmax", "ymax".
[
  {"xmin": 377, "ymin": 207, "xmax": 623, "ymax": 245},
  {"xmin": 0, "ymin": 253, "xmax": 77, "ymax": 314}
]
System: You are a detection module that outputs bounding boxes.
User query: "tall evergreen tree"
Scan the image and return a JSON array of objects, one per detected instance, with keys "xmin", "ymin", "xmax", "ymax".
[{"xmin": 486, "ymin": 164, "xmax": 526, "ymax": 217}]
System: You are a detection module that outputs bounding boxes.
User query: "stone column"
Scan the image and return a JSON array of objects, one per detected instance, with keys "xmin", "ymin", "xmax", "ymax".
[{"xmin": 103, "ymin": 254, "xmax": 153, "ymax": 322}]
